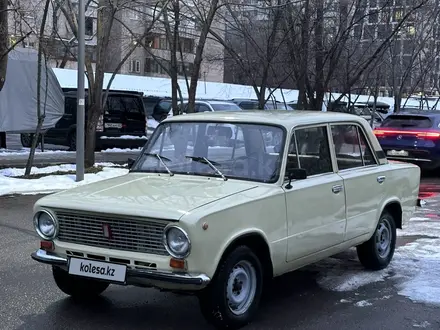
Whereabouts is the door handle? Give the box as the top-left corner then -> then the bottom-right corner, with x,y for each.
332,184 -> 343,194
377,176 -> 386,184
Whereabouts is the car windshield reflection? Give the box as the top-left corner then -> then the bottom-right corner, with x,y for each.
132,121 -> 285,183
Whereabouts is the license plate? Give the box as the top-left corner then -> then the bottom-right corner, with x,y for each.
387,150 -> 409,157
68,258 -> 127,283
105,123 -> 123,129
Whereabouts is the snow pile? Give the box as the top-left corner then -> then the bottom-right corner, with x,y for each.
101,147 -> 142,153
0,148 -> 71,156
0,162 -> 126,177
100,135 -> 148,140
0,166 -> 128,196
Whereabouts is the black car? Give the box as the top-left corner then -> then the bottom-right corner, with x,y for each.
21,90 -> 147,151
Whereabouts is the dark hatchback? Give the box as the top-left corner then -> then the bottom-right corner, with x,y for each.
373,111 -> 440,170
22,90 -> 147,151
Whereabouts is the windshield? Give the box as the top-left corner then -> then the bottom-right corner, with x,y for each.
210,103 -> 242,111
132,121 -> 286,183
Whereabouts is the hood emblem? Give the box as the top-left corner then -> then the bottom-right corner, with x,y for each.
397,135 -> 402,140
102,224 -> 113,239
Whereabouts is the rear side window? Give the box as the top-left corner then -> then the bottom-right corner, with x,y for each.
239,101 -> 258,109
107,96 -> 143,115
382,115 -> 432,128
210,103 -> 241,111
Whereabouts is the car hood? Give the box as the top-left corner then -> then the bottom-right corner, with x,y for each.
35,173 -> 259,220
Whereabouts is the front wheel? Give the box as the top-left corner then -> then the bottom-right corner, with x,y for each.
357,211 -> 397,271
198,245 -> 263,329
52,266 -> 109,300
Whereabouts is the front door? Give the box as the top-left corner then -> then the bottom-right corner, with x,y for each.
330,123 -> 387,241
284,125 -> 346,262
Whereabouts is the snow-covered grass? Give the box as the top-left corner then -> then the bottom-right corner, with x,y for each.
0,163 -> 128,196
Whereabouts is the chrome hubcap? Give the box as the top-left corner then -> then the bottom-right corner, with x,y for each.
226,260 -> 257,315
376,218 -> 392,258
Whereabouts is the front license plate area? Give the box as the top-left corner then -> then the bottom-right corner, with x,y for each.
387,149 -> 409,157
68,258 -> 127,283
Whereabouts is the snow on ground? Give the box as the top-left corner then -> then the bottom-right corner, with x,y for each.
0,148 -> 71,156
309,206 -> 440,308
0,162 -> 126,177
0,165 -> 128,196
101,147 -> 142,153
100,135 -> 148,140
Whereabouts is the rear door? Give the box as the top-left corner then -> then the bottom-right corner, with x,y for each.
331,123 -> 387,241
105,94 -> 146,135
45,96 -> 77,141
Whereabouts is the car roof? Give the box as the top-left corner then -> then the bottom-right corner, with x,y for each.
199,100 -> 238,105
164,110 -> 367,129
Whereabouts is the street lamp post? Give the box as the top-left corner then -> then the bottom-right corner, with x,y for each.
76,0 -> 85,182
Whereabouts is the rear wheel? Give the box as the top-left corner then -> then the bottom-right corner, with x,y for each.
52,266 -> 109,300
198,246 -> 263,329
20,133 -> 39,148
357,211 -> 396,271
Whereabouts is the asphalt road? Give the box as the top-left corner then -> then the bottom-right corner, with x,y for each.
1,182 -> 440,329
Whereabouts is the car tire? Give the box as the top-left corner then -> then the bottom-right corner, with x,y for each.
356,211 -> 396,271
20,133 -> 39,148
52,266 -> 109,299
198,245 -> 263,329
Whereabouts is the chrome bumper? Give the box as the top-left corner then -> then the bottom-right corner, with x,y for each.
31,249 -> 211,291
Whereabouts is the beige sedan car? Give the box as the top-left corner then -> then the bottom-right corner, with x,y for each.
31,111 -> 421,329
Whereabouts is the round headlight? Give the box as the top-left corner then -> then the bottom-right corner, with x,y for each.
33,210 -> 57,240
163,226 -> 191,259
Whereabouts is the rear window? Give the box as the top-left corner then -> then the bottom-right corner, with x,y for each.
107,96 -> 143,115
210,103 -> 242,111
381,115 -> 433,129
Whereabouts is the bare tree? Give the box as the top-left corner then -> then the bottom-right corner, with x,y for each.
209,0 -> 293,109
59,0 -> 165,167
282,0 -> 430,111
24,0 -> 51,176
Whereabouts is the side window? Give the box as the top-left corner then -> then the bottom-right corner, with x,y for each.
286,126 -> 333,177
198,104 -> 211,112
331,124 -> 377,170
239,102 -> 257,110
64,97 -> 76,115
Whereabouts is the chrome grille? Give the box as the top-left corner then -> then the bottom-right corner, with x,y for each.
55,210 -> 169,256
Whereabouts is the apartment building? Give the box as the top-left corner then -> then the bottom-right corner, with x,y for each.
7,0 -> 224,83
350,0 -> 440,97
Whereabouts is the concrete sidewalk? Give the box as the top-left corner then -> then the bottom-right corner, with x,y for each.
0,151 -> 140,168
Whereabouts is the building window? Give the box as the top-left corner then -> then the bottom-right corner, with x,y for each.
159,38 -> 168,50
129,59 -> 141,73
85,17 -> 94,36
181,38 -> 194,53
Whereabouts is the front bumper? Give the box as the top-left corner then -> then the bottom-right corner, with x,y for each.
31,249 -> 210,291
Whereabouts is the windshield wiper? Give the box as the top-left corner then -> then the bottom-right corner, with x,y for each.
185,156 -> 227,181
144,152 -> 174,176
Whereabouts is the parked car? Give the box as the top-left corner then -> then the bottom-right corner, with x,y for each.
179,99 -> 242,113
231,98 -> 294,110
21,90 -> 147,151
373,111 -> 440,170
31,111 -> 421,329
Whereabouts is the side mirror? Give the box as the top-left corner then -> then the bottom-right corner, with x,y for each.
128,157 -> 135,169
285,168 -> 307,189
288,168 -> 307,180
